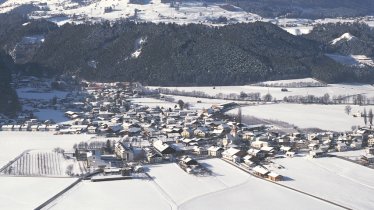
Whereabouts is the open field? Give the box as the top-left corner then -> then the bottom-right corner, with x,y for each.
0,132 -> 95,168
147,159 -> 250,205
50,179 -> 174,210
149,82 -> 374,100
33,109 -> 70,123
228,104 -> 374,132
16,88 -> 68,100
271,156 -> 374,210
48,158 -> 343,209
0,176 -> 77,210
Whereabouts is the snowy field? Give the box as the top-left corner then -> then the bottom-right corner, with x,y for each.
132,96 -> 230,110
229,104 -> 374,132
16,88 -> 68,100
179,158 -> 341,210
147,159 -> 250,205
33,109 -> 69,123
0,176 -> 77,210
149,82 -> 374,100
50,158 -> 342,210
271,156 -> 374,210
130,97 -> 177,109
0,132 -> 95,168
50,179 -> 173,210
0,0 -> 261,25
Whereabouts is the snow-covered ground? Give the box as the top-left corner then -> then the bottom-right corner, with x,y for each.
147,160 -> 250,205
0,132 -> 95,168
229,104 -> 373,132
33,108 -> 69,123
271,156 -> 374,210
179,158 -> 341,210
0,176 -> 77,210
149,82 -> 374,100
130,97 -> 177,109
326,54 -> 374,67
16,88 -> 68,100
50,158 -> 342,210
50,179 -> 173,210
0,0 -> 261,26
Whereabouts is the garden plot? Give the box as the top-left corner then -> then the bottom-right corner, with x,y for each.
271,156 -> 374,210
1,150 -> 87,177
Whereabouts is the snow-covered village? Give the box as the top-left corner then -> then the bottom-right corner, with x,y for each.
2,0 -> 374,209
1,76 -> 374,209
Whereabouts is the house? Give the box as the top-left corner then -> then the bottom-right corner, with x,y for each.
247,148 -> 266,159
252,166 -> 269,178
1,124 -> 14,131
309,149 -> 326,158
179,156 -> 198,166
336,142 -> 348,152
145,148 -> 163,164
207,146 -> 224,157
87,126 -> 98,134
361,154 -> 374,164
153,140 -> 176,159
350,141 -> 362,150
366,148 -> 374,155
222,147 -> 246,162
286,151 -> 296,158
308,143 -> 319,150
30,125 -> 39,132
268,172 -> 282,181
114,142 -> 134,162
242,155 -> 256,167
368,138 -> 374,147
193,146 -> 208,156
251,140 -> 268,149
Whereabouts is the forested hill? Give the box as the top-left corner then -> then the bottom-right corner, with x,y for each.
0,12 -> 358,86
0,52 -> 20,117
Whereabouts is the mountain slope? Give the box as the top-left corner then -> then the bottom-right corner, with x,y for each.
0,52 -> 20,117
23,20 -> 351,85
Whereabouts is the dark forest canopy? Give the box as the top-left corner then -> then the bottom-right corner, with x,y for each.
0,13 -> 360,86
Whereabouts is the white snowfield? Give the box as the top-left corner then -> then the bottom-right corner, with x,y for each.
33,108 -> 70,123
16,87 -> 68,100
49,158 -> 341,210
0,0 -> 261,25
0,176 -> 77,210
271,156 -> 374,210
50,179 -> 173,210
331,32 -> 357,45
230,104 -> 374,132
149,82 -> 374,100
0,132 -> 95,167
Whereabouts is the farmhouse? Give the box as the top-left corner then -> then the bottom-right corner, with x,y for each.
268,172 -> 282,181
114,142 -> 134,162
207,146 -> 224,157
253,165 -> 269,178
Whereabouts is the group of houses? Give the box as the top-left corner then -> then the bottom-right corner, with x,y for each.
3,79 -> 374,179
